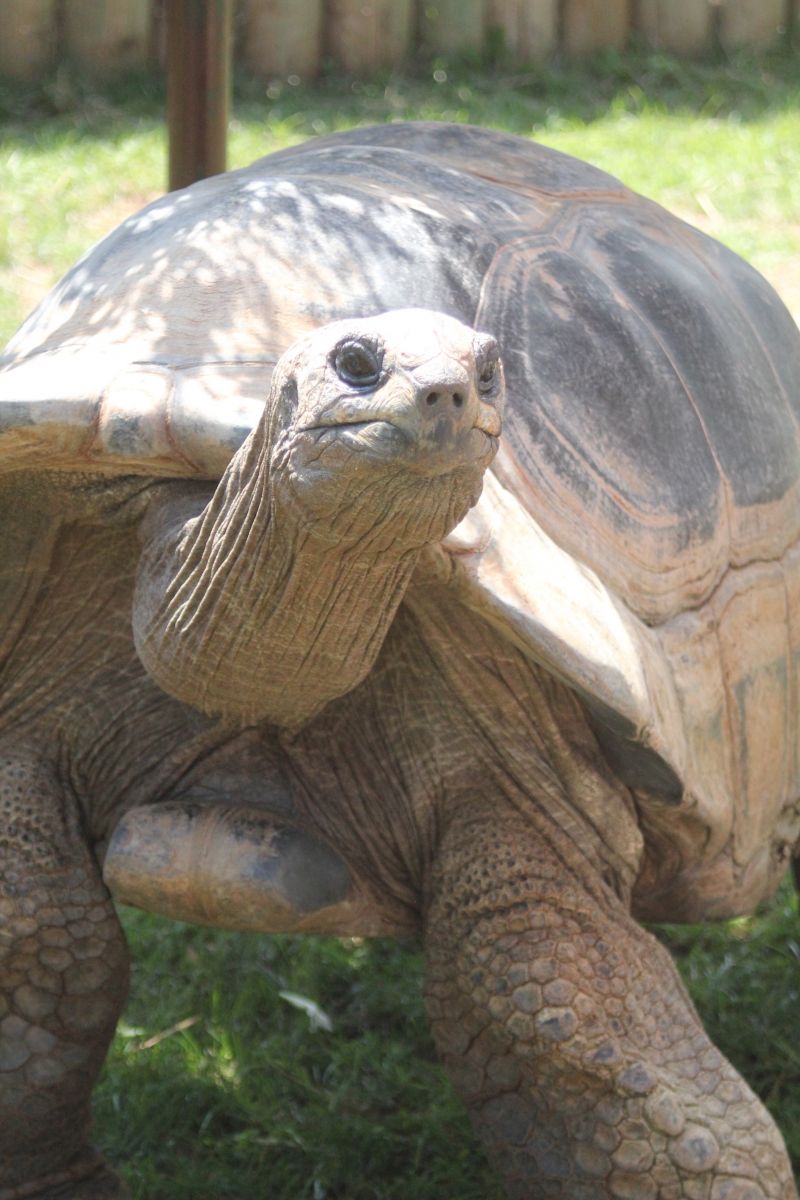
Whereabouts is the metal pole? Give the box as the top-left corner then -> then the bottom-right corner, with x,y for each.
166,0 -> 233,192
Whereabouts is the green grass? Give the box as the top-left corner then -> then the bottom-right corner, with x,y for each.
98,919 -> 505,1199
1,47 -> 799,1197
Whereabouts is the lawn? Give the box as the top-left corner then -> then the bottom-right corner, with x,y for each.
1,47 -> 799,1199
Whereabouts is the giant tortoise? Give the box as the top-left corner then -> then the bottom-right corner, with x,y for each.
0,121 -> 798,1198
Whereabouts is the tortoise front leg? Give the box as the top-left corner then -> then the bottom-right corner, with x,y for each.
424,802 -> 796,1200
0,747 -> 130,1200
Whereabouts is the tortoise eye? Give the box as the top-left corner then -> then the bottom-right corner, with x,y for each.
478,355 -> 499,391
334,340 -> 382,387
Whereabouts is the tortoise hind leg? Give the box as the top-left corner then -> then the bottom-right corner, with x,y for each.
0,748 -> 130,1200
424,800 -> 796,1200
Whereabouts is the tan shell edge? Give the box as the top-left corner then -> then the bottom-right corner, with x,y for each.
0,348 -> 273,478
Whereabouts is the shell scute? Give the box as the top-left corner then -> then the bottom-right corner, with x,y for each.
588,214 -> 800,540
478,232 -> 728,623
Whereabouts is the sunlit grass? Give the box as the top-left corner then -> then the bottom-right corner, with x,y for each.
657,883 -> 800,1167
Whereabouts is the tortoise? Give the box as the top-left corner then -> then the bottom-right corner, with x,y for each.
0,120 -> 797,1199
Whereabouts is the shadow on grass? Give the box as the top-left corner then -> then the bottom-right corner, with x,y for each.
97,915 -> 504,1200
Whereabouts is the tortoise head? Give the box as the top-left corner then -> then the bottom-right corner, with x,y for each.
262,309 -> 503,545
133,309 -> 504,728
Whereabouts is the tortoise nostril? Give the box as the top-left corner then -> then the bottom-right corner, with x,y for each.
425,391 -> 464,408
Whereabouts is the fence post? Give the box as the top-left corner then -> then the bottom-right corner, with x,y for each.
240,0 -> 323,79
167,0 -> 232,191
486,0 -> 558,60
327,0 -> 414,72
421,0 -> 485,56
62,0 -> 151,71
0,0 -> 56,79
718,0 -> 786,48
637,0 -> 712,54
562,0 -> 631,54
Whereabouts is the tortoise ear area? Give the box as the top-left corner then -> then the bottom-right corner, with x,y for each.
278,374 -> 299,412
265,369 -> 299,427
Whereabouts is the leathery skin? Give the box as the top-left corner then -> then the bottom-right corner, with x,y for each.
0,749 -> 130,1200
425,801 -> 794,1200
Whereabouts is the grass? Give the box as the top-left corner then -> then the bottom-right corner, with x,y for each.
98,919 -> 506,1199
1,46 -> 799,1197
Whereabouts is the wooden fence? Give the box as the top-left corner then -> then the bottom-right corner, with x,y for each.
0,0 -> 794,82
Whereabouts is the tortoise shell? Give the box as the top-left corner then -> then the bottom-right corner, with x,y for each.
2,122 -> 799,920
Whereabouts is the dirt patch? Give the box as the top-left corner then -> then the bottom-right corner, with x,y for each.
760,259 -> 800,327
1,263 -> 58,320
85,191 -> 162,245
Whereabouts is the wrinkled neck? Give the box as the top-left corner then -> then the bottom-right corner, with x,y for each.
132,420 -> 421,728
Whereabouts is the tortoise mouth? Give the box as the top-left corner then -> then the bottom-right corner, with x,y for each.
304,416 -> 409,445
300,416 -> 498,475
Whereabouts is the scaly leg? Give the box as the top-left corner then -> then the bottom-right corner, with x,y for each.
424,802 -> 796,1200
0,749 -> 130,1199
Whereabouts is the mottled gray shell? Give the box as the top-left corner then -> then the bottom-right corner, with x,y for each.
3,122 -> 800,913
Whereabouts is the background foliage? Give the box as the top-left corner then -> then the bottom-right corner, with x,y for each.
1,46 -> 798,1199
